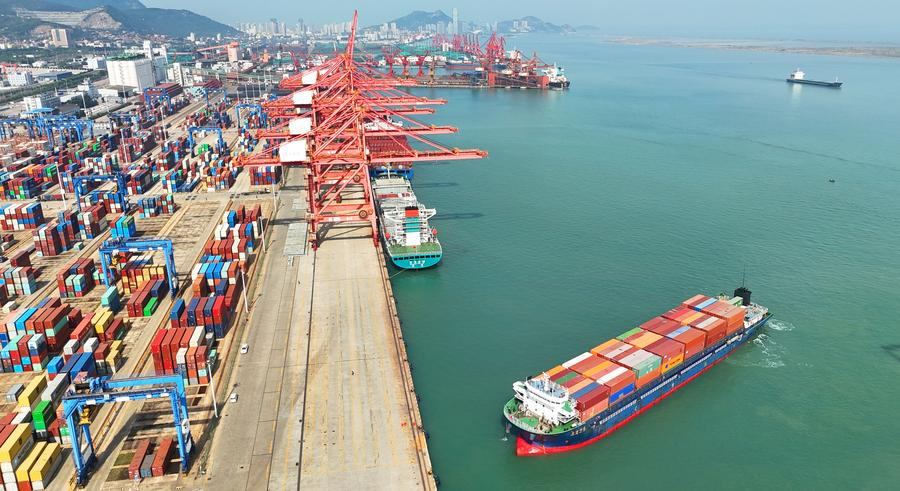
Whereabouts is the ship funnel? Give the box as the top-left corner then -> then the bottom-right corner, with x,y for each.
734,287 -> 752,306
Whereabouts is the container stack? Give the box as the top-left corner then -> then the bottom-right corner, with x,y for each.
125,169 -> 154,195
0,333 -> 49,372
0,203 -> 45,231
136,195 -> 177,218
0,424 -> 36,485
150,326 -> 213,384
56,258 -> 97,298
0,267 -> 37,297
203,167 -> 237,191
77,203 -> 108,240
111,215 -> 137,239
128,440 -> 152,481
0,177 -> 39,199
125,279 -> 168,318
249,165 -> 281,186
118,255 -> 166,294
101,286 -> 122,313
2,299 -> 75,352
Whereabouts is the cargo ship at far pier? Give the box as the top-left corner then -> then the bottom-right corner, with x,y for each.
544,65 -> 570,89
786,69 -> 842,88
503,287 -> 770,455
372,175 -> 442,269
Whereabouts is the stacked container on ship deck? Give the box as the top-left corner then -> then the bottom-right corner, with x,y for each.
587,359 -> 636,404
643,337 -> 685,374
698,300 -> 746,335
590,339 -> 636,361
613,348 -> 661,388
547,367 -> 592,394
643,317 -> 707,359
617,327 -> 663,349
688,314 -> 727,346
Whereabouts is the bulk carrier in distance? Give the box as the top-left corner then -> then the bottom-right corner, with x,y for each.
503,287 -> 770,455
786,69 -> 842,88
372,174 -> 442,269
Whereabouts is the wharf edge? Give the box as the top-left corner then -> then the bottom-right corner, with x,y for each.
377,247 -> 437,490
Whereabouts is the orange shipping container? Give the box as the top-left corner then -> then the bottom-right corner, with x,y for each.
623,330 -> 663,349
644,338 -> 685,373
667,326 -> 706,359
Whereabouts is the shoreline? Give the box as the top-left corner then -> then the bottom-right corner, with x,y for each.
601,36 -> 900,59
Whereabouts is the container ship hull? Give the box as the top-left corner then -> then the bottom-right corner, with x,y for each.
386,249 -> 443,269
786,79 -> 842,88
505,308 -> 771,456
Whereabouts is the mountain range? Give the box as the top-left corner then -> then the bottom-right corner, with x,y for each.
0,0 -> 236,39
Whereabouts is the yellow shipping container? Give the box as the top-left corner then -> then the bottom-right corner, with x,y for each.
581,359 -> 617,378
628,331 -> 663,349
590,339 -> 621,356
110,340 -> 123,352
17,373 -> 47,409
106,350 -> 121,373
29,442 -> 62,483
681,311 -> 704,326
0,424 -> 33,464
660,353 -> 685,373
14,441 -> 45,482
544,365 -> 565,377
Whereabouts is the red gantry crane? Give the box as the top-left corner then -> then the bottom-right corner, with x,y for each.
237,11 -> 486,249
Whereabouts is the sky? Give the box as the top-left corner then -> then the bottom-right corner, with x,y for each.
143,0 -> 900,43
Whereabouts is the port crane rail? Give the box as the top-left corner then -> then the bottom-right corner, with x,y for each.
237,11 -> 486,249
62,374 -> 193,486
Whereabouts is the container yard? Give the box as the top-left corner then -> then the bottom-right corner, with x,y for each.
0,9 -> 492,490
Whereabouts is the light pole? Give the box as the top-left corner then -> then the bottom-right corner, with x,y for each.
206,360 -> 219,418
240,268 -> 249,314
57,166 -> 67,210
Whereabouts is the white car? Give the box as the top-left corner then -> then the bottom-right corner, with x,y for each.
229,393 -> 238,403
240,344 -> 249,354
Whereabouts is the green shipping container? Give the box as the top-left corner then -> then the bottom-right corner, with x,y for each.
616,327 -> 643,341
143,297 -> 159,317
555,371 -> 578,385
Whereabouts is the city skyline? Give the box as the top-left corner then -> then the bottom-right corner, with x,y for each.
142,0 -> 900,42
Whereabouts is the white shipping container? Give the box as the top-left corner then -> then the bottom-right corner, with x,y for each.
562,352 -> 592,369
594,366 -> 629,386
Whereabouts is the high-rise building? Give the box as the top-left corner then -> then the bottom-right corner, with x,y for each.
143,40 -> 153,59
49,28 -> 69,48
452,8 -> 459,35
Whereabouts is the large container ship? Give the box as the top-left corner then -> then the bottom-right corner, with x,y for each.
372,175 -> 442,269
503,287 -> 770,455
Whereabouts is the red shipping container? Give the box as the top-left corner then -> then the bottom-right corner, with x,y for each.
690,315 -> 727,345
667,326 -> 707,358
642,316 -> 682,337
644,337 -> 685,373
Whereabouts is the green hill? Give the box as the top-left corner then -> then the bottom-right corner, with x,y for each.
0,0 -> 236,39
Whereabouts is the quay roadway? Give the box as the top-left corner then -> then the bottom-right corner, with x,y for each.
204,167 -> 432,490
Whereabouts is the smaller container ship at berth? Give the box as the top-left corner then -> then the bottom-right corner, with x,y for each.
503,287 -> 771,455
372,175 -> 442,270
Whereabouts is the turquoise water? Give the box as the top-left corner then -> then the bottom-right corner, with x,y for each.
395,35 -> 900,490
